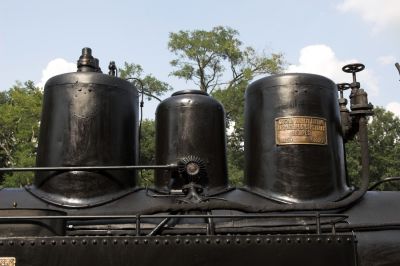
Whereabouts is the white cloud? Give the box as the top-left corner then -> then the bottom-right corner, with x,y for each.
37,58 -> 76,88
377,55 -> 396,65
286,44 -> 380,96
386,102 -> 400,118
337,0 -> 400,31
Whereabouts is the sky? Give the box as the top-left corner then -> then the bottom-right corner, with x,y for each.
0,0 -> 399,118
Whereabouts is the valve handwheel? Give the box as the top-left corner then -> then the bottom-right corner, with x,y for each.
342,63 -> 365,73
337,83 -> 351,91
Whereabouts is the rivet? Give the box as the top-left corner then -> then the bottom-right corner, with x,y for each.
164,240 -> 169,245
317,238 -> 322,243
62,240 -> 66,245
266,238 -> 271,243
256,238 -> 261,244
206,238 -> 210,244
113,239 -> 118,245
346,237 -> 352,243
134,239 -> 139,245
30,241 -> 35,246
216,238 -> 221,244
286,238 -> 291,243
154,239 -> 159,245
306,238 -> 311,243
20,241 -> 25,246
9,241 -> 14,246
175,239 -> 180,244
0,241 -> 3,246
226,239 -> 231,244
82,240 -> 87,245
276,238 -> 281,244
12,201 -> 17,208
41,240 -> 45,245
143,239 -> 148,244
337,237 -> 342,243
185,239 -> 190,244
72,240 -> 76,245
195,239 -> 200,244
235,238 -> 240,244
92,240 -> 97,245
327,238 -> 332,243
51,240 -> 56,246
103,240 -> 108,245
124,239 -> 129,245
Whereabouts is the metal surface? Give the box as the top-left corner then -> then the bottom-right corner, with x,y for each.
154,90 -> 228,194
35,48 -> 139,206
0,235 -> 357,266
0,209 -> 65,236
244,73 -> 349,203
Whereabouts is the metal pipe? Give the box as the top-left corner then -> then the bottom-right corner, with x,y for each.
0,164 -> 177,172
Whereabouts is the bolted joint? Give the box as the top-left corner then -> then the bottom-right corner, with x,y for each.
350,89 -> 374,116
77,47 -> 98,72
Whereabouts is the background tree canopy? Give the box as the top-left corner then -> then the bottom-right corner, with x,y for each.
1,26 -> 399,191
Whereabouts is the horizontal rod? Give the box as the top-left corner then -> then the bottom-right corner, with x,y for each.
0,164 -> 177,172
0,213 -> 348,220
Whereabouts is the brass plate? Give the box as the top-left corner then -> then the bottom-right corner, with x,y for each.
275,116 -> 327,145
0,257 -> 16,266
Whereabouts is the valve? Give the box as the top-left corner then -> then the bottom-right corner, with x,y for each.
337,83 -> 351,139
341,63 -> 373,116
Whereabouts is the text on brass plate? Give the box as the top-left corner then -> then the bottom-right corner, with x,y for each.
0,257 -> 16,266
275,116 -> 327,145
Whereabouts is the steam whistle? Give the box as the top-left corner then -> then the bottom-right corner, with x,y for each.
338,63 -> 373,141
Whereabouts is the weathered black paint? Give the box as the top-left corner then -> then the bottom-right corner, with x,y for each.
244,73 -> 350,203
34,54 -> 139,207
154,90 -> 228,193
0,235 -> 356,266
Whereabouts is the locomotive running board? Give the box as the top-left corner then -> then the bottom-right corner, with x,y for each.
0,234 -> 357,266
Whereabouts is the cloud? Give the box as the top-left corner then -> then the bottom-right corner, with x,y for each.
37,58 -> 76,88
377,55 -> 396,65
337,0 -> 400,31
286,44 -> 380,96
386,102 -> 400,118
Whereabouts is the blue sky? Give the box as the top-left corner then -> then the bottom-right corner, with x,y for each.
0,0 -> 399,118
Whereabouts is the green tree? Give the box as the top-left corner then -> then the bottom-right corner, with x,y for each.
119,62 -> 173,101
346,107 -> 400,190
138,119 -> 156,187
169,26 -> 284,184
0,81 -> 43,187
169,26 -> 283,93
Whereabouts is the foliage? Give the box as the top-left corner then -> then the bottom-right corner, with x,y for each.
169,26 -> 284,93
138,119 -> 156,187
119,62 -> 173,101
346,107 -> 400,190
0,81 -> 43,187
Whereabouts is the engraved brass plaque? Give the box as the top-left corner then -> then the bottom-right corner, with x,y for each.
275,116 -> 327,145
0,257 -> 16,266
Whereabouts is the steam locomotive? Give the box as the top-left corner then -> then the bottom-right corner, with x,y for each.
0,48 -> 399,266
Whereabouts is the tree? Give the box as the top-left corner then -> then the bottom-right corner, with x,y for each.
169,26 -> 283,93
118,63 -> 172,186
137,119 -> 156,187
346,107 -> 400,190
119,62 -> 173,101
0,81 -> 43,187
169,26 -> 284,184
